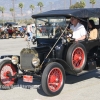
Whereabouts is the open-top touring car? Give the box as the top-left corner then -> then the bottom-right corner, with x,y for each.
0,8 -> 100,96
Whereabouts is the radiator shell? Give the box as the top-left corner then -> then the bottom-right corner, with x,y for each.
20,48 -> 38,70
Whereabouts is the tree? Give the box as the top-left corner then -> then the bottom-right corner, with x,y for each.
70,5 -> 75,9
70,2 -> 80,9
49,2 -> 52,10
70,0 -> 85,9
37,2 -> 43,12
10,8 -> 14,21
90,0 -> 96,8
75,2 -> 80,8
19,3 -> 24,17
12,0 -> 16,22
0,6 -> 5,26
70,0 -> 72,7
30,4 -> 35,14
80,0 -> 86,8
19,3 -> 24,23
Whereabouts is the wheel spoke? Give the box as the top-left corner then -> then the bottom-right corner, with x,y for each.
48,82 -> 59,86
48,68 -> 63,92
0,63 -> 17,86
72,47 -> 84,68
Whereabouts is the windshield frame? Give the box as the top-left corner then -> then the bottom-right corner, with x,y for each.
35,16 -> 67,38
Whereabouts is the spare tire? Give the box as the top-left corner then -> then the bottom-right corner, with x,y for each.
66,43 -> 87,73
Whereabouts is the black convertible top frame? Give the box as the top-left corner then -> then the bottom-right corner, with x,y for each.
32,8 -> 100,18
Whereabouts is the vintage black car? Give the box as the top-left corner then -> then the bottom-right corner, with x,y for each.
0,8 -> 100,96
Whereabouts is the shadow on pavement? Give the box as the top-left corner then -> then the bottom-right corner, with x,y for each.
37,69 -> 100,96
17,77 -> 47,96
0,69 -> 100,96
65,69 -> 100,84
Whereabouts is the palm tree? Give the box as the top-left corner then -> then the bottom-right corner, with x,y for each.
49,2 -> 52,10
10,8 -> 14,21
19,3 -> 24,15
19,3 -> 24,22
70,0 -> 72,7
90,0 -> 96,8
30,4 -> 35,14
37,2 -> 43,12
12,0 -> 16,22
0,6 -> 5,26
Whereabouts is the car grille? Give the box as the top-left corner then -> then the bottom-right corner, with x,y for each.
20,48 -> 37,71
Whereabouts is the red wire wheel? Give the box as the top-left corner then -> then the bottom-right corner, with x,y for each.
47,68 -> 63,92
42,62 -> 65,96
72,47 -> 85,69
0,60 -> 18,88
66,43 -> 87,73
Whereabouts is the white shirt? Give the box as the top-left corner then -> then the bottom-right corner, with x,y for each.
27,25 -> 32,33
70,23 -> 87,39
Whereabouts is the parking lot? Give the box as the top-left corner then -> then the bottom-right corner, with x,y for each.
0,38 -> 100,100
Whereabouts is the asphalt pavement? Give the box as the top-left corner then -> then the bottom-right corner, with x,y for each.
0,38 -> 100,100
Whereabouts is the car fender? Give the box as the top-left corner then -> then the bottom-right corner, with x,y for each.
0,55 -> 20,60
45,58 -> 77,75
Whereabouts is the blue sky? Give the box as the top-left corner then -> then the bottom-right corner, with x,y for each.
0,0 -> 99,19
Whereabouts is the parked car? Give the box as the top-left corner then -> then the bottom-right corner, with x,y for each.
6,25 -> 26,39
0,8 -> 100,96
4,22 -> 18,27
0,27 -> 9,39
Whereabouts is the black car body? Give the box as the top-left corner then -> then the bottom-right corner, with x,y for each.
0,8 -> 100,96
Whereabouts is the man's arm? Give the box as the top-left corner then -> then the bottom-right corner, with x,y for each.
75,35 -> 86,41
75,25 -> 87,41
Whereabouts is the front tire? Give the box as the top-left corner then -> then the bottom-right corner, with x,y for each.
41,62 -> 65,96
0,60 -> 18,89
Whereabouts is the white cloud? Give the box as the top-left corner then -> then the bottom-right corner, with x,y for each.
26,10 -> 32,15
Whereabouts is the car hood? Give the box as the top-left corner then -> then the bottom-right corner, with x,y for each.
35,38 -> 62,46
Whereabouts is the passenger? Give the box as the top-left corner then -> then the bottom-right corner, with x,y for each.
7,26 -> 13,37
70,17 -> 87,41
88,20 -> 98,40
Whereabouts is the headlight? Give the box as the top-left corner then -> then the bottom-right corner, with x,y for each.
32,57 -> 40,67
11,56 -> 19,64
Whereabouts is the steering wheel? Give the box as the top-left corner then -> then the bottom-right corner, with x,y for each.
63,29 -> 75,42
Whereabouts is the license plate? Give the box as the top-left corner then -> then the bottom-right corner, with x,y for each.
23,75 -> 33,83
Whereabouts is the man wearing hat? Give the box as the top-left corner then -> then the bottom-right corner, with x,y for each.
70,17 -> 87,41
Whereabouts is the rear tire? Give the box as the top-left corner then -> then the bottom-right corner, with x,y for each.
41,62 -> 65,96
66,43 -> 87,73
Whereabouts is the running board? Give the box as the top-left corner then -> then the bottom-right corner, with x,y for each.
76,67 -> 100,76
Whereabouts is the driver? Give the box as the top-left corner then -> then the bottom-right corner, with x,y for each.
70,17 -> 87,41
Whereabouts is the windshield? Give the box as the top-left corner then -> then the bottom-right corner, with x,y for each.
35,17 -> 68,38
